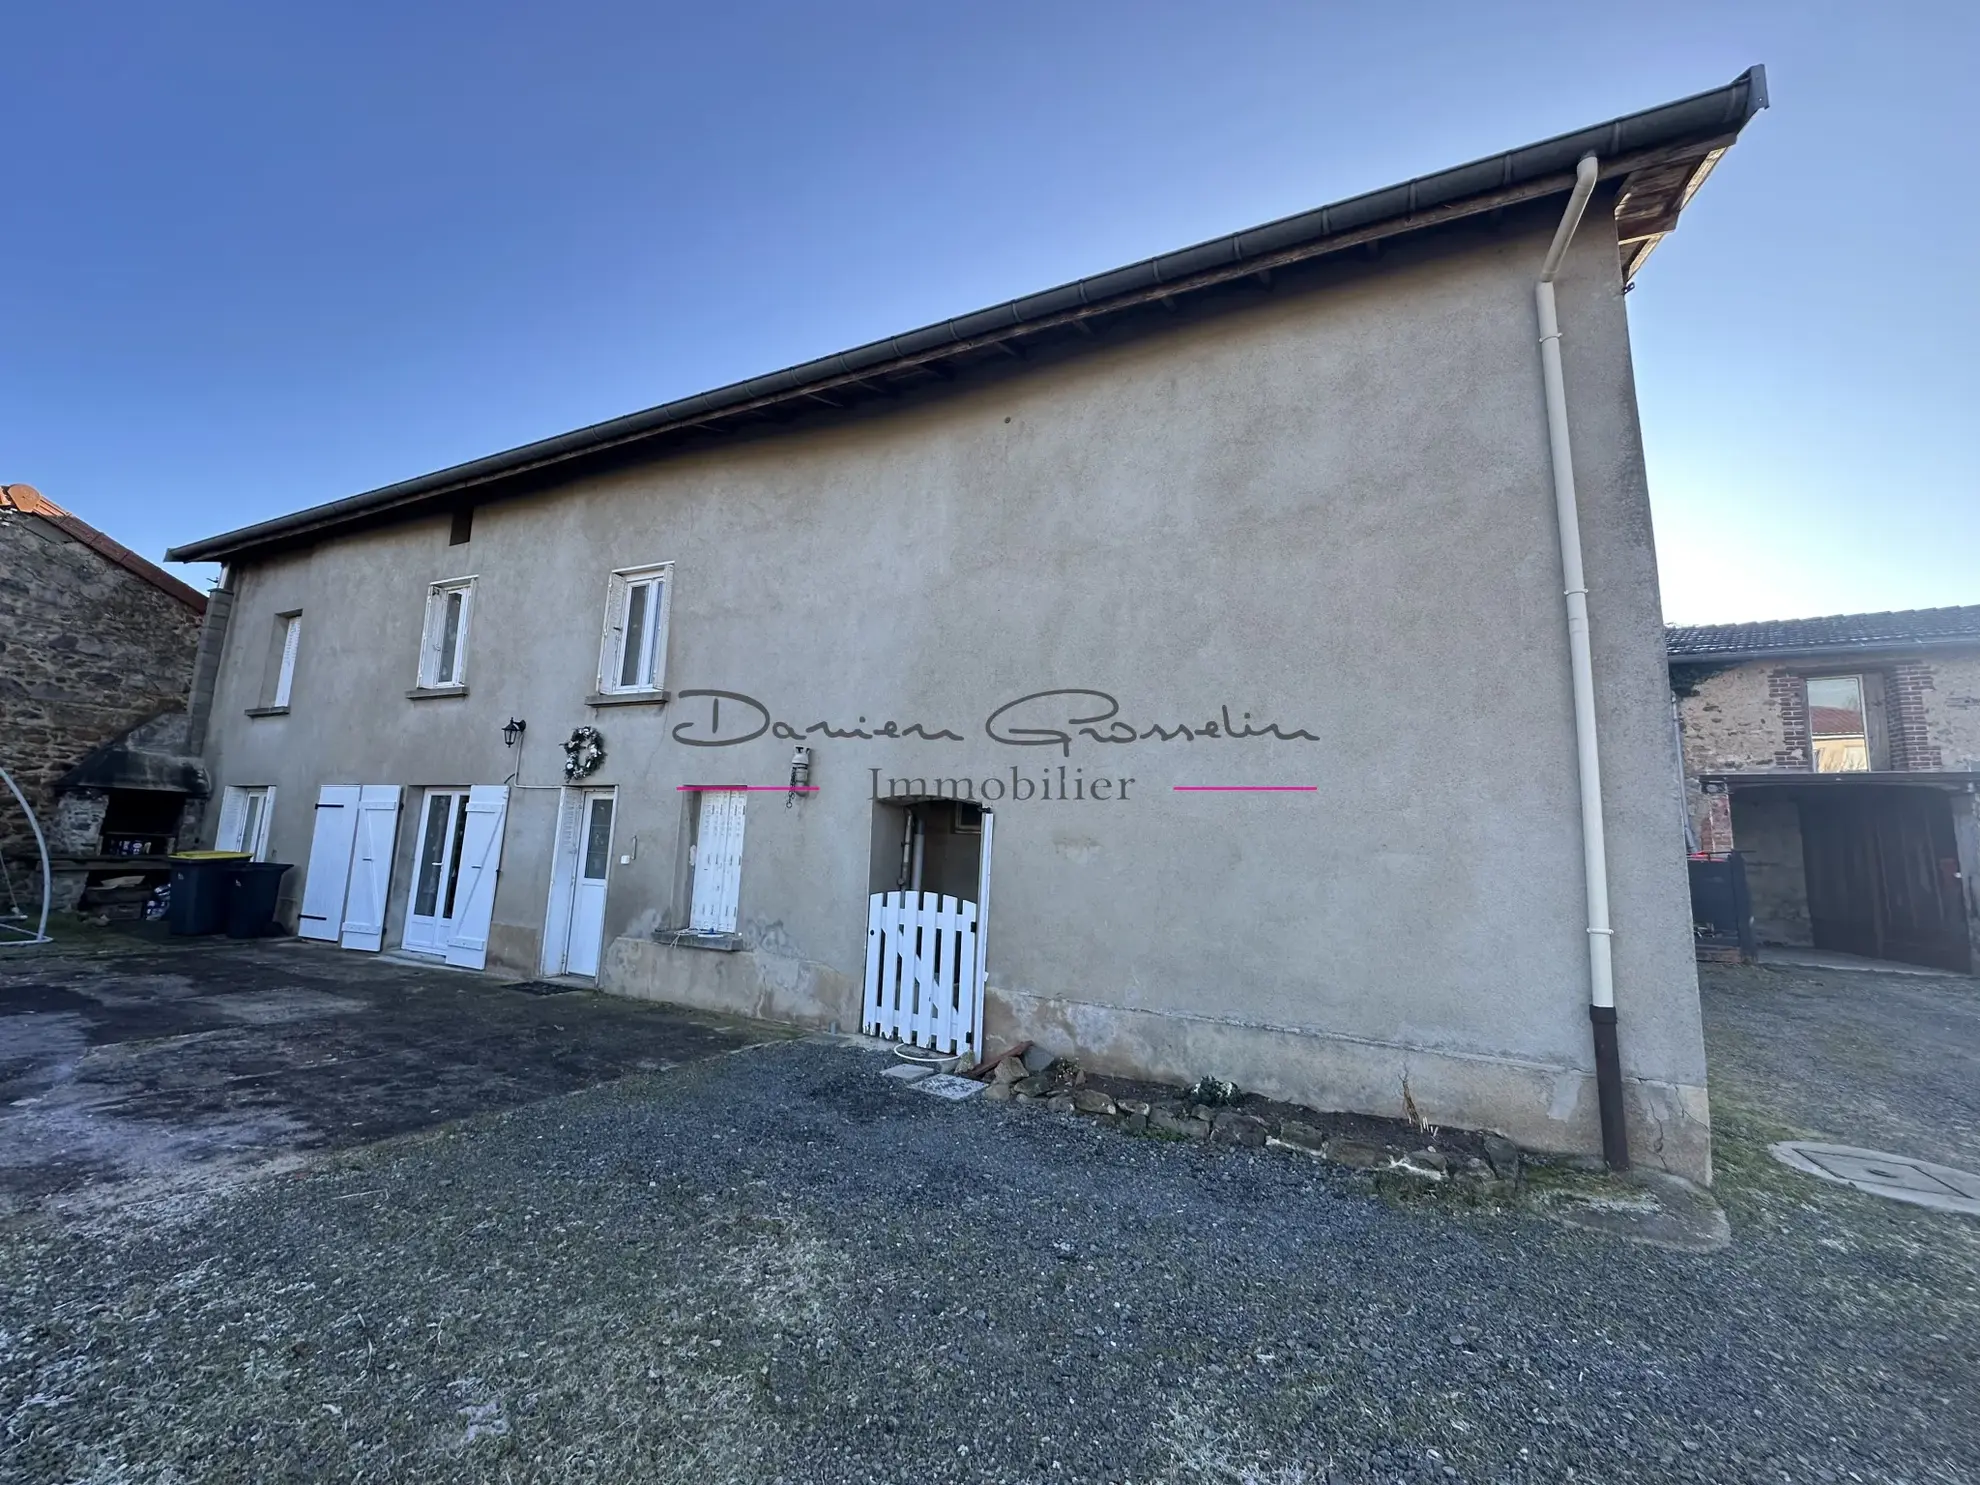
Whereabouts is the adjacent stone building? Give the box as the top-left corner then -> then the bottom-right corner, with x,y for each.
0,484 -> 208,909
1671,605 -> 1980,972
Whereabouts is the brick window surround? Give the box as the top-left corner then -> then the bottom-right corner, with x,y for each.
1767,669 -> 1810,769
1888,661 -> 1943,770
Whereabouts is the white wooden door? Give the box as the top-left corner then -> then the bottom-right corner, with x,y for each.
688,789 -> 745,933
565,791 -> 615,976
541,787 -> 615,977
338,785 -> 402,952
445,784 -> 510,970
404,788 -> 469,955
298,785 -> 362,941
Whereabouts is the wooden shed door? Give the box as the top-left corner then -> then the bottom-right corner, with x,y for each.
1803,791 -> 1970,973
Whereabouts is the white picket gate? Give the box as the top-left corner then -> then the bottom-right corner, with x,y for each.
862,891 -> 983,1057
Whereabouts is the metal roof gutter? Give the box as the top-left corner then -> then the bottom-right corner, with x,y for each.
170,66 -> 1767,565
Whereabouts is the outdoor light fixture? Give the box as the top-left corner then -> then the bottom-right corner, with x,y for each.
787,745 -> 812,808
502,717 -> 528,748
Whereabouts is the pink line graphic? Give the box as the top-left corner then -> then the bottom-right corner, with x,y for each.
1172,785 -> 1316,792
677,785 -> 819,792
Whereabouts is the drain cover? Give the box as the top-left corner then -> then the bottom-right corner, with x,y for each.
1770,1141 -> 1980,1216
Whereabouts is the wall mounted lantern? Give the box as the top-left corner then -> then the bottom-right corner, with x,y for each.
787,745 -> 812,808
502,717 -> 528,748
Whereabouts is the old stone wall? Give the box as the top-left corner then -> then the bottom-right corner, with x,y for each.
1674,648 -> 1980,844
1914,651 -> 1980,771
0,510 -> 202,869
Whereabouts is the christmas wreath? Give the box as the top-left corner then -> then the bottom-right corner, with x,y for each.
562,725 -> 606,781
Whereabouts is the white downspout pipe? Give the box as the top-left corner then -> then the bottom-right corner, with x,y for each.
1536,154 -> 1629,1170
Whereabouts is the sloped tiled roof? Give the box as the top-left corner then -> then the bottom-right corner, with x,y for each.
1,484 -> 206,614
1667,605 -> 1980,660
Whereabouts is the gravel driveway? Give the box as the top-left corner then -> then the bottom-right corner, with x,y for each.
1,951 -> 1975,1484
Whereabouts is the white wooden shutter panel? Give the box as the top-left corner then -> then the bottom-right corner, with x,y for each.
445,784 -> 510,969
716,791 -> 744,931
419,589 -> 446,686
451,586 -> 474,684
689,790 -> 745,933
273,616 -> 301,706
598,572 -> 628,694
250,786 -> 277,860
539,789 -> 585,975
298,785 -> 363,940
647,570 -> 671,691
338,785 -> 402,952
214,788 -> 249,851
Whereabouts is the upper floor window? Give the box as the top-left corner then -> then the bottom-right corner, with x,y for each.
1807,675 -> 1869,773
597,563 -> 672,695
270,612 -> 301,707
251,611 -> 301,714
418,577 -> 475,689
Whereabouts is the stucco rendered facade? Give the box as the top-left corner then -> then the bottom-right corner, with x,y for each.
187,188 -> 1717,1178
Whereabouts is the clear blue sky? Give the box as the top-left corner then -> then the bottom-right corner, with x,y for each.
4,1 -> 1972,624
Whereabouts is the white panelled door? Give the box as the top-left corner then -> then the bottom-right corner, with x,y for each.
338,785 -> 402,951
298,785 -> 362,941
565,791 -> 615,976
445,784 -> 510,970
541,787 -> 616,978
688,789 -> 745,933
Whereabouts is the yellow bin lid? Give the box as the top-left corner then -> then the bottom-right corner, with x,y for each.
170,850 -> 252,861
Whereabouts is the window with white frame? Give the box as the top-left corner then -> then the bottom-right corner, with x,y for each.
215,785 -> 275,860
268,612 -> 301,708
597,563 -> 672,695
417,577 -> 475,689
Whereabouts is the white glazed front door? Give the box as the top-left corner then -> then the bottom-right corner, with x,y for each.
565,791 -> 615,976
404,788 -> 470,955
542,787 -> 615,978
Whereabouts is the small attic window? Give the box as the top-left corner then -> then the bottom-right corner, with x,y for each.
449,508 -> 474,546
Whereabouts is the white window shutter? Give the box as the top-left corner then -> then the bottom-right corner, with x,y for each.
214,787 -> 249,852
273,616 -> 301,707
539,789 -> 586,975
339,785 -> 402,952
445,784 -> 510,969
688,789 -> 745,933
451,586 -> 473,684
419,590 -> 446,686
598,571 -> 628,693
648,570 -> 672,691
298,785 -> 363,941
251,786 -> 277,860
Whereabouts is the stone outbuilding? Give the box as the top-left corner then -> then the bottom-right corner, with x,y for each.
1671,605 -> 1980,972
165,71 -> 1773,1181
0,484 -> 209,915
